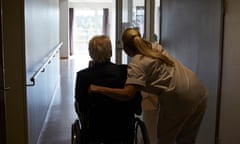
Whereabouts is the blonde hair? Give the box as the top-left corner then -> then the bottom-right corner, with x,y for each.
122,28 -> 174,65
88,35 -> 112,63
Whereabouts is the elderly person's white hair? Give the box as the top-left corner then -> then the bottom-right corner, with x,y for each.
88,35 -> 112,63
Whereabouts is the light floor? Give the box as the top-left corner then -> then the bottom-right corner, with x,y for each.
37,55 -> 158,144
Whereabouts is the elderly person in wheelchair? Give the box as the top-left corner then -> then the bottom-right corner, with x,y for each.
72,35 -> 149,144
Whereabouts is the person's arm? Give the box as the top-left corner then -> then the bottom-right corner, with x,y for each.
89,84 -> 137,101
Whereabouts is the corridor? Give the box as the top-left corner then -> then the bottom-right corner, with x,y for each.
37,56 -> 89,144
37,56 -> 158,144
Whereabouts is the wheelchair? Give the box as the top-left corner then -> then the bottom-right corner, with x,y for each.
71,93 -> 150,144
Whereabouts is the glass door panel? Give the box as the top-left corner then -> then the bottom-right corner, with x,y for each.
116,0 -> 145,64
154,0 -> 160,43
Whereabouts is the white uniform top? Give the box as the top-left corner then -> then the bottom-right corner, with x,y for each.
126,44 -> 208,118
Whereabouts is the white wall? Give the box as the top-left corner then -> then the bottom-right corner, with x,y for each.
219,0 -> 240,143
2,0 -> 61,144
25,0 -> 61,143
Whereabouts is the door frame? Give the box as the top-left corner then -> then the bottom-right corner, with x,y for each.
116,0 -> 153,64
0,0 -> 7,142
115,0 -> 123,64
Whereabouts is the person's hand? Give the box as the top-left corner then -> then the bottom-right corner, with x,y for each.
88,84 -> 98,93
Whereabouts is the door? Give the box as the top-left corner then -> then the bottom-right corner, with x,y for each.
160,0 -> 223,143
116,0 -> 146,64
0,0 -> 7,143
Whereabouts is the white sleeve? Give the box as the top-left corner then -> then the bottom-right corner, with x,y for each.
125,56 -> 147,87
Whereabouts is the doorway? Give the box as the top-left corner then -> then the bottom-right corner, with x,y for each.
68,0 -> 147,66
69,1 -> 116,70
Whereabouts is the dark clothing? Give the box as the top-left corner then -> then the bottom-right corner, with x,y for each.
75,62 -> 142,143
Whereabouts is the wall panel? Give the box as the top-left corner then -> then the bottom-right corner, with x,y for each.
219,0 -> 240,143
25,0 -> 60,143
161,0 -> 222,143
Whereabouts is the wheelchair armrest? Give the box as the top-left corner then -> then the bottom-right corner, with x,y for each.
74,101 -> 89,129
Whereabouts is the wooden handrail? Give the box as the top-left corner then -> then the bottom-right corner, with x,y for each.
26,42 -> 63,87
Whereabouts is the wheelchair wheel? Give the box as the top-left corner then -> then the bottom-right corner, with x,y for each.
72,119 -> 81,144
134,117 -> 150,144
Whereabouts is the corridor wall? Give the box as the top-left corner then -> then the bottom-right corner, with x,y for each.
219,0 -> 240,143
160,0 -> 222,143
25,0 -> 61,144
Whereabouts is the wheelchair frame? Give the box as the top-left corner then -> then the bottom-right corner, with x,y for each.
71,101 -> 150,144
72,116 -> 150,144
